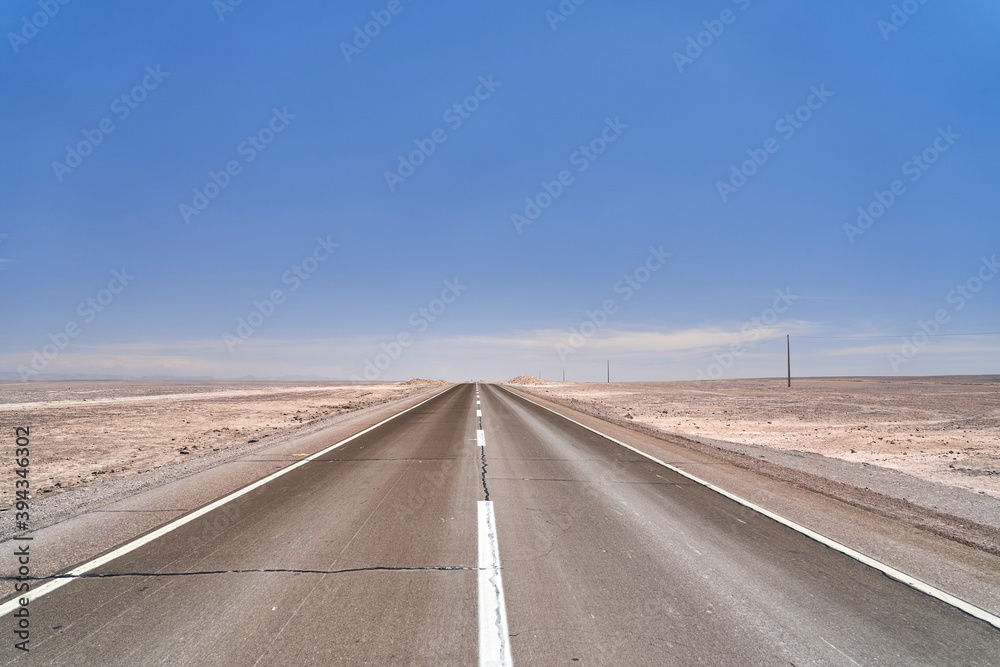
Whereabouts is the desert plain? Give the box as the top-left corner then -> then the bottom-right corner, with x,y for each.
0,379 -> 444,506
508,375 -> 1000,500
1,375 -> 997,513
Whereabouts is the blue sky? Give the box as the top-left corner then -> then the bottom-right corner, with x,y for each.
1,0 -> 998,381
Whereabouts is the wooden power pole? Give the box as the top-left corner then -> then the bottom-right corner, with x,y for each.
787,334 -> 791,388
607,360 -> 610,383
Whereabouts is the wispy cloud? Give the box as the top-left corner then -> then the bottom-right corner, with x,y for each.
438,323 -> 815,359
0,323 -> 819,380
820,342 -> 1000,357
2,322 -> 996,381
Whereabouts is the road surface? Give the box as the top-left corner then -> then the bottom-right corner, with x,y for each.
3,383 -> 999,665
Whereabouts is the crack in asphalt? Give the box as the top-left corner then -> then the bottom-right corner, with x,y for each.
480,444 -> 491,502
90,509 -> 189,513
2,566 -> 477,582
308,457 -> 463,462
493,477 -> 679,485
479,391 -> 491,501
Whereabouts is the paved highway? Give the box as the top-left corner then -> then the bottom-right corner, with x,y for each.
3,383 -> 999,665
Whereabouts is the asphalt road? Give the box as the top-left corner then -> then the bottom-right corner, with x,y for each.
4,382 -> 999,665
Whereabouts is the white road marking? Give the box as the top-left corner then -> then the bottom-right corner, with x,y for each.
0,387 -> 455,615
478,500 -> 513,667
498,385 -> 1000,631
477,430 -> 486,447
477,409 -> 482,418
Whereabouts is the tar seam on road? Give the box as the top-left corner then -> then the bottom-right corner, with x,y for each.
480,444 -> 491,502
0,385 -> 456,616
497,384 -> 1000,632
1,566 -> 477,581
90,509 -> 189,513
477,385 -> 490,501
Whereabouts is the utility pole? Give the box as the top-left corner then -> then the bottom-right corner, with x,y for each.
607,360 -> 610,383
787,334 -> 791,388
562,369 -> 565,382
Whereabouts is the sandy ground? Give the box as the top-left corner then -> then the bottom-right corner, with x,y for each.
0,381 -> 432,506
511,376 -> 1000,499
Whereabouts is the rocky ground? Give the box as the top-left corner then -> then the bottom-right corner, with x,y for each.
0,381 -> 430,506
508,376 -> 1000,499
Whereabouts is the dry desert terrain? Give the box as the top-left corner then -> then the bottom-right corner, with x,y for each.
0,380 -> 443,506
510,376 -> 1000,499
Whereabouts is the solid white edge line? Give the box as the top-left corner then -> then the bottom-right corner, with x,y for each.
477,430 -> 486,448
495,384 -> 1000,631
478,500 -> 513,667
0,385 -> 456,615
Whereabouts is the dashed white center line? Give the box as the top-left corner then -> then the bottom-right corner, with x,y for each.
478,500 -> 512,667
476,384 -> 511,665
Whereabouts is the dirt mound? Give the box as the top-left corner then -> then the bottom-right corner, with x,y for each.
508,375 -> 550,385
401,378 -> 448,386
